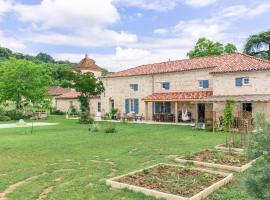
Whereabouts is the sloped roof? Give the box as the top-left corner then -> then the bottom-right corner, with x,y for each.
71,54 -> 104,72
48,86 -> 72,96
143,91 -> 213,102
104,53 -> 270,78
203,94 -> 270,102
55,90 -> 80,99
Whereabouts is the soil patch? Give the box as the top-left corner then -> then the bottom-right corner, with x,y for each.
220,143 -> 243,148
37,186 -> 53,200
117,165 -> 224,198
184,150 -> 249,167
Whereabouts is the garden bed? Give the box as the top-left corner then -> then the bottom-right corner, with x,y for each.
215,143 -> 244,153
176,150 -> 255,172
106,164 -> 232,200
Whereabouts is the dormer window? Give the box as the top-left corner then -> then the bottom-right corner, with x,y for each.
162,82 -> 170,90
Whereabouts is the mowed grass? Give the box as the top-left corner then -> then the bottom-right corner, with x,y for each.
0,116 -> 256,200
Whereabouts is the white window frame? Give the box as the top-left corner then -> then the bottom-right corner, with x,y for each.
130,99 -> 135,112
198,80 -> 204,88
243,77 -> 250,85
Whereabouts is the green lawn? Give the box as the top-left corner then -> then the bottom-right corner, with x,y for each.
0,116 -> 256,200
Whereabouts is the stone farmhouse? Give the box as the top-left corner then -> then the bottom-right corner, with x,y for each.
100,53 -> 270,125
49,53 -> 270,126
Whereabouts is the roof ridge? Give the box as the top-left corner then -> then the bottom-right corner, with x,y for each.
235,52 -> 270,64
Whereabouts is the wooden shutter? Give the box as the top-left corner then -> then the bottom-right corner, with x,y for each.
134,99 -> 139,114
235,78 -> 243,87
203,80 -> 209,88
125,99 -> 130,113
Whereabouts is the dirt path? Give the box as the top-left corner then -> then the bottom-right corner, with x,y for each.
0,173 -> 47,200
36,187 -> 53,200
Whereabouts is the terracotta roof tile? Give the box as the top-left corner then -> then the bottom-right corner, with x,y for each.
143,91 -> 213,101
71,55 -> 103,72
48,86 -> 72,96
104,53 -> 270,78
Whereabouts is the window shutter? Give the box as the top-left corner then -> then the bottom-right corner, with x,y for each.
203,80 -> 209,88
235,78 -> 243,87
134,98 -> 139,114
125,99 -> 130,113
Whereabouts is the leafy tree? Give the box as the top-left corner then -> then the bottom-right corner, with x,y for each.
67,72 -> 104,116
101,69 -> 110,76
0,59 -> 52,109
187,37 -> 237,58
244,30 -> 270,60
36,52 -> 55,63
246,125 -> 270,199
0,47 -> 12,59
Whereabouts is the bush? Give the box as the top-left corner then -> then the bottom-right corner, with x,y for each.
245,126 -> 270,199
0,116 -> 11,121
254,112 -> 268,131
79,113 -> 94,124
5,110 -> 25,120
50,109 -> 65,115
104,125 -> 116,133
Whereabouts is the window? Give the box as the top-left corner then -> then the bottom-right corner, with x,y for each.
162,82 -> 170,90
130,84 -> 138,91
97,102 -> 101,112
243,77 -> 250,85
235,77 -> 250,87
242,103 -> 252,112
130,99 -> 134,112
111,100 -> 114,109
125,98 -> 139,114
154,102 -> 171,113
198,80 -> 209,89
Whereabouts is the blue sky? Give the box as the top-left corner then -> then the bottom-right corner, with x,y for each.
0,0 -> 269,71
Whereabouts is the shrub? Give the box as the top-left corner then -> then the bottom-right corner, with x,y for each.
254,112 -> 268,131
79,113 -> 94,124
89,123 -> 99,132
245,126 -> 270,199
104,125 -> 116,133
5,110 -> 25,120
223,98 -> 234,132
0,116 -> 11,121
50,108 -> 65,115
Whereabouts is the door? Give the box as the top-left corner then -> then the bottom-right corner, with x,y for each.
198,103 -> 205,123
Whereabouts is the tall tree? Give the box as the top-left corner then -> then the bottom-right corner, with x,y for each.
0,59 -> 52,109
187,37 -> 237,58
36,52 -> 55,63
0,47 -> 12,59
244,30 -> 270,60
68,72 -> 104,115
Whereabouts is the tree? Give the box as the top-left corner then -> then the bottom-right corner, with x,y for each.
187,37 -> 237,58
0,47 -> 12,59
223,98 -> 234,132
101,69 -> 110,76
0,59 -> 52,110
36,52 -> 55,63
244,30 -> 270,60
68,72 -> 104,116
245,125 -> 270,199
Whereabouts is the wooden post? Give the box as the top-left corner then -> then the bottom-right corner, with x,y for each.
175,102 -> 178,123
195,102 -> 198,127
145,102 -> 149,121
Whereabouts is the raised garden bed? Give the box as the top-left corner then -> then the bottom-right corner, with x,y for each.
106,164 -> 232,200
215,143 -> 244,153
176,150 -> 256,172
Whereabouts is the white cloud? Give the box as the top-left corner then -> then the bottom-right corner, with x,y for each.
183,0 -> 217,7
25,29 -> 137,47
113,47 -> 150,61
221,3 -> 270,18
14,0 -> 119,29
0,0 -> 12,17
154,28 -> 169,34
0,31 -> 26,51
113,0 -> 179,11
